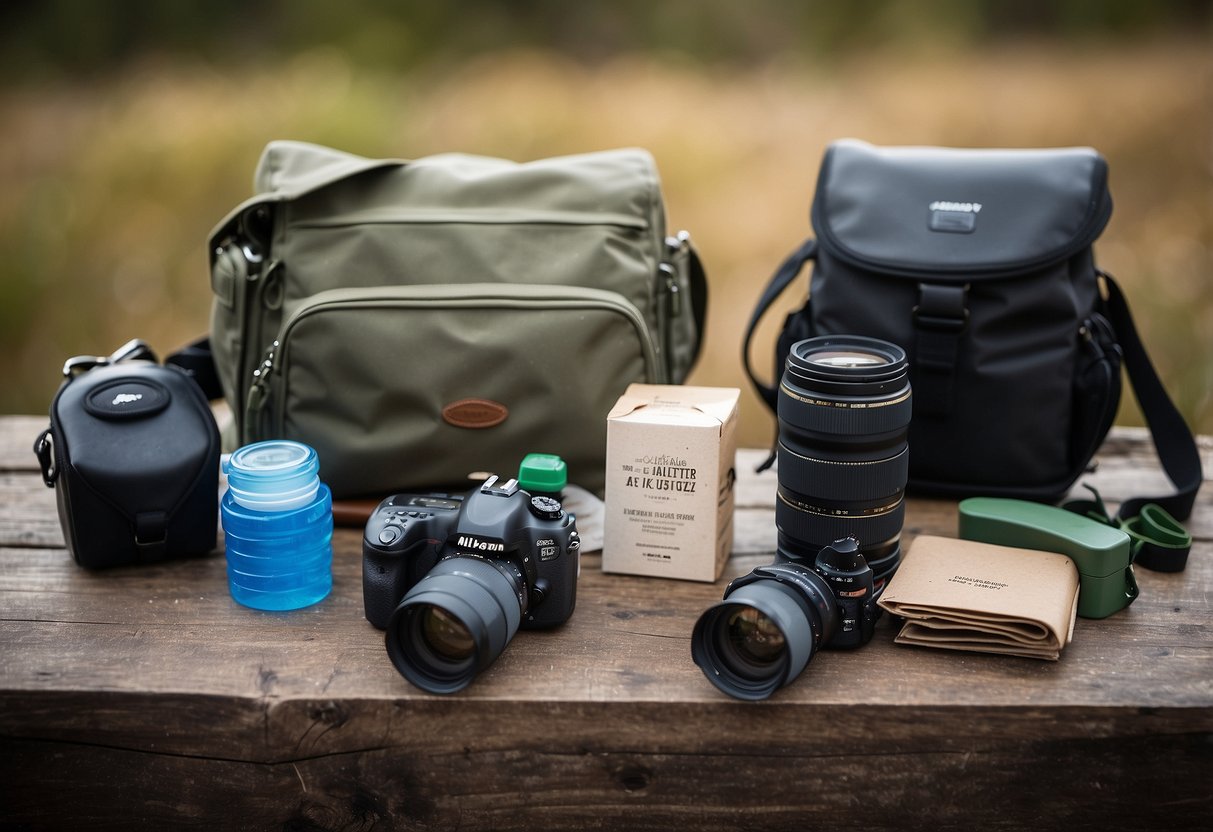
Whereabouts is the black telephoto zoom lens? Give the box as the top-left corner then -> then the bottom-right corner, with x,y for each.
386,557 -> 525,694
776,335 -> 911,570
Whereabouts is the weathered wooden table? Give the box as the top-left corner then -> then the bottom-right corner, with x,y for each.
1,416 -> 1210,830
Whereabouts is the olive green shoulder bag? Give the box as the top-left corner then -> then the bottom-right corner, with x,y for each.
178,141 -> 707,497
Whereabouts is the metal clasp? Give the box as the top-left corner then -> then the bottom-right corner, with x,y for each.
665,229 -> 691,256
61,338 -> 156,378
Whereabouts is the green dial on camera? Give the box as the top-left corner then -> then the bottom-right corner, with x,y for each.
518,453 -> 567,496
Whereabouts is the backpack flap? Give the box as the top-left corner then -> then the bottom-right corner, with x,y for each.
811,139 -> 1112,278
807,139 -> 1115,500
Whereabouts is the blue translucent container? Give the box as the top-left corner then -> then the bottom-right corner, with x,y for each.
221,441 -> 333,611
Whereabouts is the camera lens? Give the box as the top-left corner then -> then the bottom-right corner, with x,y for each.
777,335 -> 911,568
386,557 -> 525,694
691,564 -> 837,701
725,606 -> 786,665
419,605 -> 476,661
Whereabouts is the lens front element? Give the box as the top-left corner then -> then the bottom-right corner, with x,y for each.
419,604 -> 476,662
725,606 -> 786,666
805,349 -> 890,369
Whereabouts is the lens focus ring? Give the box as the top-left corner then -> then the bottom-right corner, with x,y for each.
775,488 -> 905,550
777,384 -> 912,437
776,443 -> 909,503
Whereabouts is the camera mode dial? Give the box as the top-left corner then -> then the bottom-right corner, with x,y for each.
528,495 -> 563,521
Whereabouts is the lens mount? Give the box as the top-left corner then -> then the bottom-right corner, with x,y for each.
691,564 -> 836,701
386,556 -> 524,694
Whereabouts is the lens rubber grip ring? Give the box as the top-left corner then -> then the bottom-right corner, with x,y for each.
776,443 -> 909,503
777,384 -> 912,437
775,492 -> 906,550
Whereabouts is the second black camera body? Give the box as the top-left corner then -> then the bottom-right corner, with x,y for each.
363,475 -> 580,693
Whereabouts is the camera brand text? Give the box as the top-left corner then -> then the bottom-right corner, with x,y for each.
456,535 -> 505,552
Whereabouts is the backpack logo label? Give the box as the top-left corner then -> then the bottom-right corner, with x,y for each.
112,393 -> 144,406
442,398 -> 509,429
928,200 -> 982,213
928,200 -> 981,234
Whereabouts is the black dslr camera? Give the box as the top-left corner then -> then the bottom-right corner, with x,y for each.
691,537 -> 886,701
363,475 -> 580,693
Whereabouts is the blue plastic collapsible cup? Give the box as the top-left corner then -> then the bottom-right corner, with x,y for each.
221,440 -> 333,611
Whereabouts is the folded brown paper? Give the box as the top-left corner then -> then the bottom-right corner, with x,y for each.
878,535 -> 1080,660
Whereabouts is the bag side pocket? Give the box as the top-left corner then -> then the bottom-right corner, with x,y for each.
1070,312 -> 1122,471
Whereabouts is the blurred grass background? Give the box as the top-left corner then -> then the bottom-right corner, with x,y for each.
1,0 -> 1210,448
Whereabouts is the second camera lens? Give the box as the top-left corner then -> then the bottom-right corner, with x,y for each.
691,563 -> 838,700
777,335 -> 911,567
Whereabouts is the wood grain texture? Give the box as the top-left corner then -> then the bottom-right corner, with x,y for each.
0,417 -> 1210,830
0,415 -> 46,473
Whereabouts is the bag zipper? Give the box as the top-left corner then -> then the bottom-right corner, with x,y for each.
217,202 -> 279,418
244,284 -> 661,438
656,230 -> 691,377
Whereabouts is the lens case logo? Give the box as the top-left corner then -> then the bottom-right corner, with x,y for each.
83,378 -> 170,420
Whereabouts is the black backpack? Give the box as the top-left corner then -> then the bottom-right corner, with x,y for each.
743,140 -> 1201,535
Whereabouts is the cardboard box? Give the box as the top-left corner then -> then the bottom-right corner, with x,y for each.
603,384 -> 739,581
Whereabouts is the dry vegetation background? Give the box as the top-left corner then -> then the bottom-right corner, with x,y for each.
1,3 -> 1210,448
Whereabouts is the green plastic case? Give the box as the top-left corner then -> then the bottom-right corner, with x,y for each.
958,497 -> 1138,619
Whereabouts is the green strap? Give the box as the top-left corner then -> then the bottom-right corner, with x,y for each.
1063,484 -> 1193,573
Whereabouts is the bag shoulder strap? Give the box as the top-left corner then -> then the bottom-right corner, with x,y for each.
741,238 -> 817,411
166,337 -> 224,401
688,244 -> 709,365
1101,271 -> 1203,524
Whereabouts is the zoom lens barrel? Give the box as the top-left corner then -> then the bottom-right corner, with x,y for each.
386,556 -> 525,694
776,336 -> 911,566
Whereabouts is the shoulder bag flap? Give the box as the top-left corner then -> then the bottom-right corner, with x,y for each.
207,141 -> 409,254
279,145 -> 665,231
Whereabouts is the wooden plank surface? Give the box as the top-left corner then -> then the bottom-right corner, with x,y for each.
1,417 -> 1210,830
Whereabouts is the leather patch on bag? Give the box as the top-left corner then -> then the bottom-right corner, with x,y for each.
442,399 -> 509,429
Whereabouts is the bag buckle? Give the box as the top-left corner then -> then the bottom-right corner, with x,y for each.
912,283 -> 970,332
911,283 -> 970,416
62,338 -> 157,378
